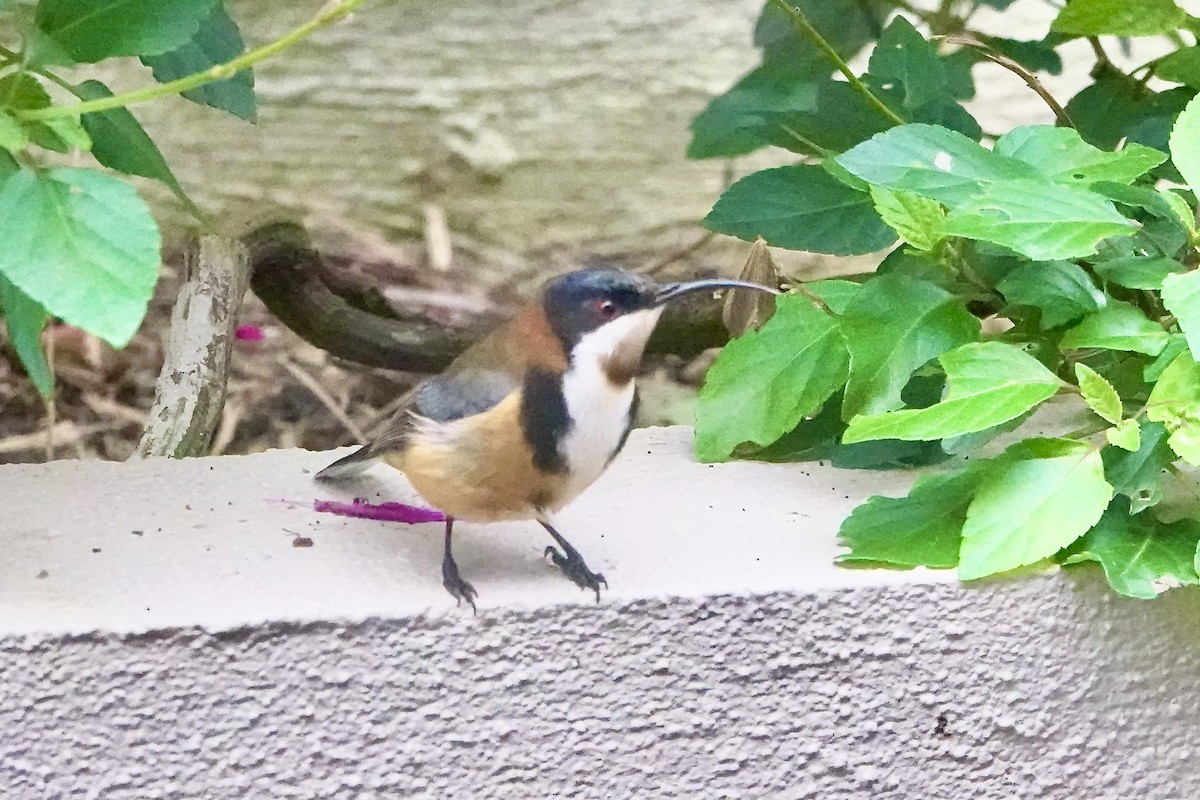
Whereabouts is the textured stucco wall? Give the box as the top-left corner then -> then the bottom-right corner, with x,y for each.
2,428 -> 1200,797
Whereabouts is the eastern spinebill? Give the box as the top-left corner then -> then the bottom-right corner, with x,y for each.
316,268 -> 779,611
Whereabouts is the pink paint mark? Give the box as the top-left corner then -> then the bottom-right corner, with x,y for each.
235,324 -> 266,341
312,497 -> 446,524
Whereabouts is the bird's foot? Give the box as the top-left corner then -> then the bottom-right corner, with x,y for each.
544,545 -> 607,603
442,556 -> 478,614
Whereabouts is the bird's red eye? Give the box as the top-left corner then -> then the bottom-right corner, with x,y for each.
597,299 -> 617,319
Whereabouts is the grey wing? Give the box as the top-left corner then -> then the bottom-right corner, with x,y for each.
314,366 -> 519,482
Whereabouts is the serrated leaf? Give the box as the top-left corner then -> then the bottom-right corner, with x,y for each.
1093,255 -> 1186,290
994,125 -> 1165,185
1162,270 -> 1200,359
1060,300 -> 1170,356
703,164 -> 897,256
998,260 -> 1105,329
0,110 -> 28,152
843,342 -> 1061,443
1106,418 -> 1141,451
1068,77 -> 1191,183
36,0 -> 220,62
1063,499 -> 1200,598
869,186 -> 944,251
959,439 -> 1114,580
1052,0 -> 1186,37
868,16 -> 946,111
839,274 -> 980,419
837,465 -> 985,568
1104,420 -> 1172,513
0,168 -> 160,347
0,274 -> 53,397
140,2 -> 255,121
695,294 -> 848,461
1146,351 -> 1200,465
836,123 -> 1042,206
1169,91 -> 1200,193
0,72 -> 83,154
941,180 -> 1135,261
1075,362 -> 1123,424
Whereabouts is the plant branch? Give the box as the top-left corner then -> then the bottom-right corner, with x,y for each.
767,0 -> 905,127
939,35 -> 1073,127
14,0 -> 368,122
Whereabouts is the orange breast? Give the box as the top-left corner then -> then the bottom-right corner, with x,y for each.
385,390 -> 569,522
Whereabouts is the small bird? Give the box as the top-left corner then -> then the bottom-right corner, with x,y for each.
316,267 -> 777,610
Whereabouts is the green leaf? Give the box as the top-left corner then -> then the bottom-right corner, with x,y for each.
1051,0 -> 1186,36
997,260 -> 1105,328
1076,362 -> 1123,424
1156,46 -> 1200,90
36,0 -> 220,62
695,294 -> 848,461
1145,334 -> 1189,381
1068,77 -> 1192,183
703,165 -> 897,256
941,180 -> 1135,261
835,123 -> 1041,206
753,0 -> 877,77
1106,418 -> 1141,451
1060,300 -> 1170,356
837,465 -> 985,568
75,80 -> 199,214
140,2 -> 255,121
994,125 -> 1165,185
0,151 -> 16,180
0,109 -> 28,152
1169,92 -> 1200,193
1093,255 -> 1186,290
1063,499 -> 1200,598
959,439 -> 1114,580
0,72 -> 86,154
867,16 -> 946,111
1104,420 -> 1172,513
1162,270 -> 1200,359
839,274 -> 980,419
0,168 -> 160,347
843,342 -> 1062,443
0,274 -> 53,397
869,186 -> 944,251
980,35 -> 1063,75
38,115 -> 90,152
1146,351 -> 1200,465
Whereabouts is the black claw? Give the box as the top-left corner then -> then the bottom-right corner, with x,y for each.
544,544 -> 606,603
442,557 -> 478,615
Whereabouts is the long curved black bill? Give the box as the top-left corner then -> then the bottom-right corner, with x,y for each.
653,279 -> 780,307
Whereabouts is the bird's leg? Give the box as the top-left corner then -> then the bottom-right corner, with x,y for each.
540,518 -> 607,603
441,516 -> 478,614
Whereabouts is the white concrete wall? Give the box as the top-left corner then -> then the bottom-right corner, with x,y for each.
2,428 -> 1199,797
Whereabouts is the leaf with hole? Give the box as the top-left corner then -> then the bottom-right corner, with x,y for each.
843,342 -> 1061,443
867,15 -> 947,111
704,165 -> 896,256
959,439 -> 1113,580
1062,499 -> 1200,598
835,123 -> 1041,206
1060,300 -> 1170,356
941,180 -> 1135,261
0,168 -> 160,347
838,274 -> 979,419
36,0 -> 221,62
994,126 -> 1165,185
1104,420 -> 1172,513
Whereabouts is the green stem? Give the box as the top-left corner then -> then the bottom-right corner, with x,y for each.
766,0 -> 905,127
14,0 -> 368,121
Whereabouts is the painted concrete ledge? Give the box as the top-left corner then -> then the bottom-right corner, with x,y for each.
2,427 -> 1199,798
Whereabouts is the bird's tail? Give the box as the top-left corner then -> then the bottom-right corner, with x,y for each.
314,445 -> 377,482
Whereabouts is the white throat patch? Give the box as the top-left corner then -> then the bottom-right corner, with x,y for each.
554,308 -> 663,506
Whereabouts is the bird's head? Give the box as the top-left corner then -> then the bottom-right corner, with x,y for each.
540,268 -> 778,382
